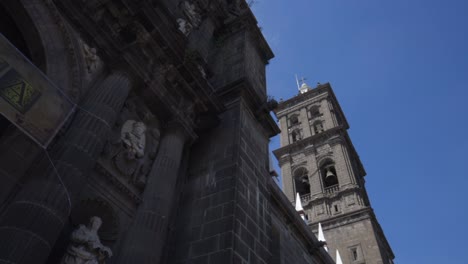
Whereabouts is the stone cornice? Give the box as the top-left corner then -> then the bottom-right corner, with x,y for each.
274,83 -> 349,129
216,78 -> 280,138
273,126 -> 345,160
216,7 -> 274,63
308,206 -> 395,259
308,207 -> 373,230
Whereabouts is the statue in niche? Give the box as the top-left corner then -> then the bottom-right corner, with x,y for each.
113,120 -> 146,184
121,120 -> 146,159
82,41 -> 99,73
61,216 -> 112,264
102,99 -> 161,188
110,122 -> 160,187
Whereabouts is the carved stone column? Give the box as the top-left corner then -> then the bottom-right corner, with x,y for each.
0,72 -> 132,264
116,121 -> 189,264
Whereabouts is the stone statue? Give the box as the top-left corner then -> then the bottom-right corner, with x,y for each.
121,120 -> 146,159
113,120 -> 146,180
61,216 -> 112,264
82,41 -> 99,73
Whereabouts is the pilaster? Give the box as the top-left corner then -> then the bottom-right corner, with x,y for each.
279,116 -> 288,147
300,107 -> 312,138
116,121 -> 190,264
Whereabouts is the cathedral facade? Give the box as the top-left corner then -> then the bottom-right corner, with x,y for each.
273,82 -> 395,264
0,0 -> 334,264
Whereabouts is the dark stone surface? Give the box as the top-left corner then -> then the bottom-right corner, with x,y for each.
0,1 -> 335,264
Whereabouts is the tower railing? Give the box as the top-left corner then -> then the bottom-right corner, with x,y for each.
325,185 -> 339,195
300,193 -> 311,203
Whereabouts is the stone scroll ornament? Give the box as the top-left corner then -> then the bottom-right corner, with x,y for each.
61,216 -> 112,264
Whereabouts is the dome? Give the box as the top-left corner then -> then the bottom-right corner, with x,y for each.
299,82 -> 312,94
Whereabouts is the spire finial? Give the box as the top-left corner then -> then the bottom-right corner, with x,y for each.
295,193 -> 304,212
336,250 -> 343,264
318,223 -> 328,252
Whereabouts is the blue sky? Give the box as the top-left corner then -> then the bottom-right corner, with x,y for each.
251,0 -> 468,263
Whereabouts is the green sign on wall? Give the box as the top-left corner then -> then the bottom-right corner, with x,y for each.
0,34 -> 75,147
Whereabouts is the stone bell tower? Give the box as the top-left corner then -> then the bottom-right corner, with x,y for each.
273,82 -> 394,264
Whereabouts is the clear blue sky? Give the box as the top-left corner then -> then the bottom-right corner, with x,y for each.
251,0 -> 468,263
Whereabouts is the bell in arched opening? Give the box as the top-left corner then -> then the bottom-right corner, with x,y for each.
325,167 -> 337,184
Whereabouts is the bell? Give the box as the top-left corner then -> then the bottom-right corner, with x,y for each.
301,176 -> 309,184
325,168 -> 337,182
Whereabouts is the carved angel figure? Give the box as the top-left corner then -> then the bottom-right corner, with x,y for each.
61,216 -> 112,264
121,120 -> 146,159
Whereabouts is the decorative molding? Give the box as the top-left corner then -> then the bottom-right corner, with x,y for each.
94,163 -> 142,205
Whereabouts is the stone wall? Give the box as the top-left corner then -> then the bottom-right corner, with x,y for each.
172,98 -> 334,264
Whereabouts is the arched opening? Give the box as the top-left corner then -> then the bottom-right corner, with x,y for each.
289,114 -> 299,127
313,121 -> 324,134
321,161 -> 339,188
309,105 -> 320,119
291,129 -> 301,143
294,167 -> 310,196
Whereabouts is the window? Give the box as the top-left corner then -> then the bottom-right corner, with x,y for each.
294,167 -> 310,196
348,245 -> 364,262
351,248 -> 358,261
